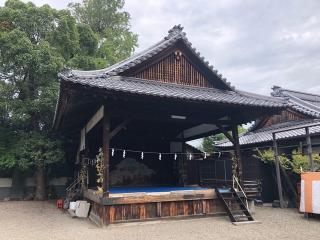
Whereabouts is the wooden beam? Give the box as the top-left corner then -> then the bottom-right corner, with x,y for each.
305,127 -> 314,171
102,105 -> 110,197
109,119 -> 131,140
216,124 -> 235,145
177,124 -> 218,140
80,127 -> 86,151
231,125 -> 242,180
86,106 -> 104,133
272,132 -> 285,208
179,141 -> 187,186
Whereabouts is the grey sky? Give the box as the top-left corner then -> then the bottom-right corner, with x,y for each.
1,0 -> 320,96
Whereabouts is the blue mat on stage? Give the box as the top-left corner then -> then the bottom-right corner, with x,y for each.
109,186 -> 207,194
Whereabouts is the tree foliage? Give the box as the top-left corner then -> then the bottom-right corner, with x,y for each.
0,0 -> 69,199
202,126 -> 247,153
0,0 -> 138,199
254,148 -> 320,174
0,131 -> 65,171
68,0 -> 138,66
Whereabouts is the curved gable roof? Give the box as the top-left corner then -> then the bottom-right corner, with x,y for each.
59,25 -> 234,90
272,86 -> 320,118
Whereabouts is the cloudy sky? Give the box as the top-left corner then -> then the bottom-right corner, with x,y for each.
1,0 -> 320,96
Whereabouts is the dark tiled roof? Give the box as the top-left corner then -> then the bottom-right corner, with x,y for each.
216,119 -> 320,147
57,25 -> 286,108
60,75 -> 286,107
59,25 -> 233,90
217,87 -> 320,147
272,86 -> 320,118
54,25 -> 288,129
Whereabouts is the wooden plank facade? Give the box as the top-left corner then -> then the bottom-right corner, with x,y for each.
85,189 -> 232,224
133,50 -> 214,88
257,109 -> 306,129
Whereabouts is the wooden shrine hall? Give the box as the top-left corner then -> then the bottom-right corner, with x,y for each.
53,25 -> 286,225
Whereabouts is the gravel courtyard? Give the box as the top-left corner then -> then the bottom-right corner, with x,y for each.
0,201 -> 319,240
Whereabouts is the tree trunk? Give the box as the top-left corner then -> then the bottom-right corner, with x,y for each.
34,165 -> 46,200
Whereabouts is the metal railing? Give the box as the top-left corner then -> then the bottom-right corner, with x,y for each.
232,175 -> 249,209
232,176 -> 247,198
66,177 -> 81,201
63,176 -> 82,209
66,177 -> 81,196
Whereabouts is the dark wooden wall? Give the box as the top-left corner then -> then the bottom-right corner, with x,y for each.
133,51 -> 214,88
199,159 -> 233,180
186,160 -> 200,185
261,109 -> 307,128
241,150 -> 261,181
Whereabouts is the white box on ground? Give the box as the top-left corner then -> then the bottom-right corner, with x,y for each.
68,201 -> 90,218
75,201 -> 90,217
69,201 -> 77,210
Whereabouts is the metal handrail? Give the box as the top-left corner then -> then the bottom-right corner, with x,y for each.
233,175 -> 247,199
64,176 -> 83,208
66,177 -> 81,193
233,175 -> 250,210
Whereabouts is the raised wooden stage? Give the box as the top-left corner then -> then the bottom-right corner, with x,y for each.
85,187 -> 227,225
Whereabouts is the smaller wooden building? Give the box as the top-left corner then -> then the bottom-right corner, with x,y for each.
217,86 -> 320,202
53,25 -> 286,224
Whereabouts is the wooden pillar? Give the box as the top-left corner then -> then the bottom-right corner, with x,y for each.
231,125 -> 243,181
102,106 -> 110,197
305,127 -> 314,171
272,132 -> 285,208
181,142 -> 187,186
175,133 -> 187,186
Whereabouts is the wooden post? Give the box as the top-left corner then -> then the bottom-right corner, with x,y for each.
102,105 -> 110,197
177,142 -> 186,186
231,125 -> 243,181
305,127 -> 314,171
272,132 -> 285,208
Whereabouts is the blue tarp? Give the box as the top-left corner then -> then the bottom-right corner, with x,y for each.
217,188 -> 231,193
109,186 -> 207,194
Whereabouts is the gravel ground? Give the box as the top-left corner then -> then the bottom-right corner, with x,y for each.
0,201 -> 319,240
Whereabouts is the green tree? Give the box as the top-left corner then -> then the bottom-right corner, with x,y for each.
67,23 -> 108,70
68,0 -> 138,66
202,134 -> 225,153
0,131 -> 65,199
202,126 -> 247,153
0,0 -> 74,200
255,148 -> 320,174
50,11 -> 80,61
0,0 -> 138,200
77,23 -> 98,56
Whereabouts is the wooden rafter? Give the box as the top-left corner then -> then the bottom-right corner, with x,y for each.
85,106 -> 104,133
110,119 -> 131,140
215,123 -> 235,145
